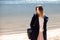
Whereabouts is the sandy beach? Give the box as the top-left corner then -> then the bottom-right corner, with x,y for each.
0,28 -> 60,40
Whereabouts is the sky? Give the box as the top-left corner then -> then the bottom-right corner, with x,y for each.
0,0 -> 60,4
0,0 -> 59,1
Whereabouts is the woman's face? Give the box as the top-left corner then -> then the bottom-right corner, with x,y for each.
36,8 -> 43,16
36,8 -> 41,15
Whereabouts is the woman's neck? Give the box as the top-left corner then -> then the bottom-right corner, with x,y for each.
39,14 -> 44,18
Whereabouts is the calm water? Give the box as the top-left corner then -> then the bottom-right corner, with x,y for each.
0,3 -> 60,34
0,4 -> 60,17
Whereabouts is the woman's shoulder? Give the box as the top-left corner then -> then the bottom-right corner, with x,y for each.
33,13 -> 38,17
31,13 -> 38,20
44,15 -> 49,21
44,15 -> 48,19
33,13 -> 36,16
32,14 -> 36,17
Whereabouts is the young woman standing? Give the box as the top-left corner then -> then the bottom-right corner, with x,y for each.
30,5 -> 48,40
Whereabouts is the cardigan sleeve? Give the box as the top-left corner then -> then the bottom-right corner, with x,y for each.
46,16 -> 49,22
30,14 -> 36,29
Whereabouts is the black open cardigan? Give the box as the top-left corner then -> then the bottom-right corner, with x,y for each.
30,14 -> 48,40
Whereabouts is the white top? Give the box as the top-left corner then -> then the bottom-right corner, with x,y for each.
39,17 -> 44,32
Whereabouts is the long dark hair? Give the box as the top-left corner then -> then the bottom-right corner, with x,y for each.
36,6 -> 43,11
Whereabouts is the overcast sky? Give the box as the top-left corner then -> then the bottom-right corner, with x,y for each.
0,0 -> 60,1
0,0 -> 60,4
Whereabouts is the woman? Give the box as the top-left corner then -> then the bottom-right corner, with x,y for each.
30,5 -> 48,40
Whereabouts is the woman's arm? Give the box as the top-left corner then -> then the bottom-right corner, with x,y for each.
30,14 -> 36,29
